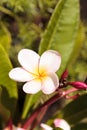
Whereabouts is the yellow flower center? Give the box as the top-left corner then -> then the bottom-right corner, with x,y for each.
39,67 -> 47,78
34,67 -> 47,80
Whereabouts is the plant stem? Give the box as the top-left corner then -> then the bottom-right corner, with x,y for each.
30,106 -> 48,130
22,88 -> 77,129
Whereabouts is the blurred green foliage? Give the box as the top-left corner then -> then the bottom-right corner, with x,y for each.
68,25 -> 87,82
0,0 -> 59,66
0,0 -> 87,129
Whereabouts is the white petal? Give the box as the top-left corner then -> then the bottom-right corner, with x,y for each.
17,128 -> 25,130
41,123 -> 53,130
23,79 -> 41,94
49,73 -> 59,87
4,125 -> 25,130
18,49 -> 40,74
39,50 -> 61,73
41,73 -> 59,94
9,67 -> 36,82
13,126 -> 25,130
54,119 -> 71,130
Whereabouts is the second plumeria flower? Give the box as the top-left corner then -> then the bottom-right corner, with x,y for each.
9,49 -> 61,94
4,125 -> 25,130
41,118 -> 70,130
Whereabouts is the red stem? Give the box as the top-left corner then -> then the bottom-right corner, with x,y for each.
30,106 -> 48,130
22,88 -> 77,129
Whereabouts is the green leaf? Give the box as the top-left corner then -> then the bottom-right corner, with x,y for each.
0,87 -> 10,122
0,44 -> 18,116
0,22 -> 11,52
61,94 -> 87,124
21,91 -> 42,119
39,0 -> 79,76
67,23 -> 85,67
71,123 -> 87,130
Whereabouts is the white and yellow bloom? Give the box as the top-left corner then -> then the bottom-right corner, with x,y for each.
4,125 -> 25,130
41,119 -> 70,130
41,123 -> 53,130
9,49 -> 61,94
54,119 -> 71,130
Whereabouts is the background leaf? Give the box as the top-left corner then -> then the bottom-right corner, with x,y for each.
39,0 -> 80,76
71,123 -> 87,130
0,87 -> 10,123
0,22 -> 11,52
0,44 -> 18,116
60,94 -> 87,124
67,23 -> 85,68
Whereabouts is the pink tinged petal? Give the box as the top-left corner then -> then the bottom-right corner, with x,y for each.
13,126 -> 25,130
23,79 -> 42,94
18,49 -> 40,74
41,73 -> 59,94
17,128 -> 25,130
9,67 -> 36,82
54,119 -> 71,130
49,73 -> 59,87
41,123 -> 53,130
4,126 -> 25,130
39,50 -> 61,73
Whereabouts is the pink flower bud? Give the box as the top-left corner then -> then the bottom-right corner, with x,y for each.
59,70 -> 68,88
60,70 -> 68,80
69,82 -> 87,90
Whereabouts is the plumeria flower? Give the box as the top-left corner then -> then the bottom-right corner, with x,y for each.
41,123 -> 53,130
4,125 -> 25,130
41,119 -> 70,130
54,119 -> 71,130
9,49 -> 61,94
